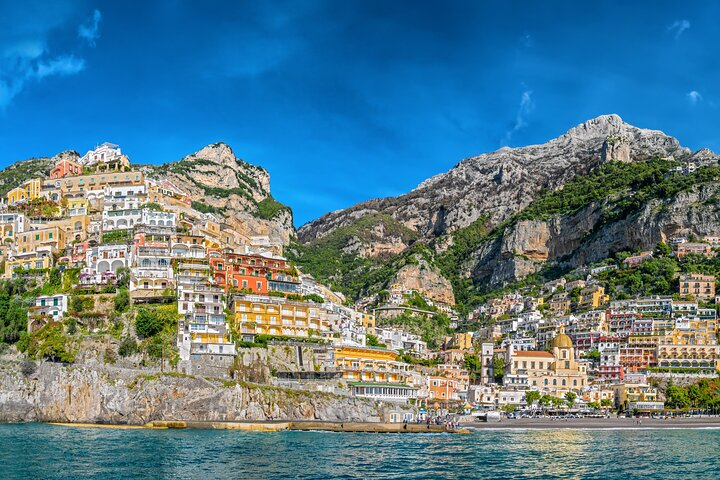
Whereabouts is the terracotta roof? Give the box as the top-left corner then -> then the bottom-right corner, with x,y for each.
513,350 -> 554,358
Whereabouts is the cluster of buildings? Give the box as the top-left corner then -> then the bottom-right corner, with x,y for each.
11,144 -> 720,412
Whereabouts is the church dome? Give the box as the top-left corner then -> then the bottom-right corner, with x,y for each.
552,326 -> 573,349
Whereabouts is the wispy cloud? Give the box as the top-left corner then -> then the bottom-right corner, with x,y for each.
35,55 -> 86,78
687,90 -> 702,106
78,10 -> 102,47
0,4 -> 96,109
668,19 -> 690,40
501,90 -> 534,146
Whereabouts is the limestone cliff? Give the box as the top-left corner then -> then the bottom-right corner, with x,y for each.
392,258 -> 455,306
299,114 -> 691,248
0,358 -> 386,425
469,183 -> 720,285
142,142 -> 294,246
294,114 -> 720,298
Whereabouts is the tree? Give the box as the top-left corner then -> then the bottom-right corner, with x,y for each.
118,336 -> 138,357
493,356 -> 505,383
588,401 -> 601,410
601,398 -> 613,409
525,390 -> 540,407
116,267 -> 131,288
463,354 -> 482,383
26,324 -> 76,363
366,334 -> 385,348
135,308 -> 163,338
565,391 -> 577,408
656,241 -> 671,257
114,288 -> 130,313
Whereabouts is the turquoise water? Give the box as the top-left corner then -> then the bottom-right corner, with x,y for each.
1,424 -> 718,479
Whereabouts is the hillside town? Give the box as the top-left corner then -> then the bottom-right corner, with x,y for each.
3,142 -> 720,418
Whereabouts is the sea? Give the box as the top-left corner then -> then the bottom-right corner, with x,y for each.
1,423 -> 718,479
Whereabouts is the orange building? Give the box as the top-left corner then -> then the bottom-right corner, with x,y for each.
427,375 -> 460,402
50,158 -> 82,179
209,249 -> 297,294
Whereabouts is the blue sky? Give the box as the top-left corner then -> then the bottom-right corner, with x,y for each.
1,1 -> 719,225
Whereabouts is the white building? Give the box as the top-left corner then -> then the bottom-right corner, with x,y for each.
141,209 -> 176,228
85,244 -> 130,276
27,294 -> 69,331
130,246 -> 173,299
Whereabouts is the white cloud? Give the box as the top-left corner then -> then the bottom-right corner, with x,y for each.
687,90 -> 702,105
35,55 -> 85,78
0,4 -> 96,109
501,90 -> 534,146
78,10 -> 102,47
668,19 -> 690,40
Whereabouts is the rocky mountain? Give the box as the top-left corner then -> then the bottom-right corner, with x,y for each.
292,114 -> 720,305
299,115 -> 693,247
141,142 -> 294,246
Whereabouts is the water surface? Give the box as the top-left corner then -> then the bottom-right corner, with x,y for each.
1,423 -> 717,479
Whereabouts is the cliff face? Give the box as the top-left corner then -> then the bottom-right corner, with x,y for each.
299,115 -> 690,249
142,142 -> 294,245
469,183 -> 720,284
0,359 -> 385,425
392,258 -> 455,306
294,114 -> 720,298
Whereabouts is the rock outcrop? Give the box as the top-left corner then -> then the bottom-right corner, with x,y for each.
468,183 -> 720,285
0,359 -> 386,425
299,114 -> 693,249
295,114 -> 720,294
142,142 -> 294,246
392,258 -> 455,305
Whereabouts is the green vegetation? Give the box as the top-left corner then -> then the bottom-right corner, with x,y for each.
366,334 -> 386,348
114,288 -> 130,313
665,379 -> 720,409
191,201 -> 220,214
102,229 -> 132,244
236,334 -> 330,349
255,196 -> 291,220
377,311 -> 451,349
118,335 -> 138,357
398,352 -> 440,367
0,279 -> 31,344
287,219 -> 424,301
525,390 -> 540,406
23,324 -> 76,363
0,157 -> 52,196
143,202 -> 164,211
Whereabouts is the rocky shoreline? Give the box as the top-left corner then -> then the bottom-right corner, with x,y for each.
0,357 -> 388,425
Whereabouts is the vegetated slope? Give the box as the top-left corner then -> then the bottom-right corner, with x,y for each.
292,114 -> 720,307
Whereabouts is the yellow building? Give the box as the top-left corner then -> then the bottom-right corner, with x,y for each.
64,198 -> 90,217
578,286 -> 609,310
41,171 -> 144,198
505,326 -> 588,396
16,227 -> 67,254
5,253 -> 53,277
7,178 -> 42,205
231,294 -> 331,338
444,332 -> 474,351
614,383 -> 659,410
352,310 -> 375,332
334,345 -> 411,384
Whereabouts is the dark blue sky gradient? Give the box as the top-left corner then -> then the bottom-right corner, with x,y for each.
1,1 -> 719,225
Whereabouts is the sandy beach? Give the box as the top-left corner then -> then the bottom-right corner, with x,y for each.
464,416 -> 720,429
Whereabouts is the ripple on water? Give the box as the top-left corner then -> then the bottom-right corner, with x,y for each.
1,424 -> 719,479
